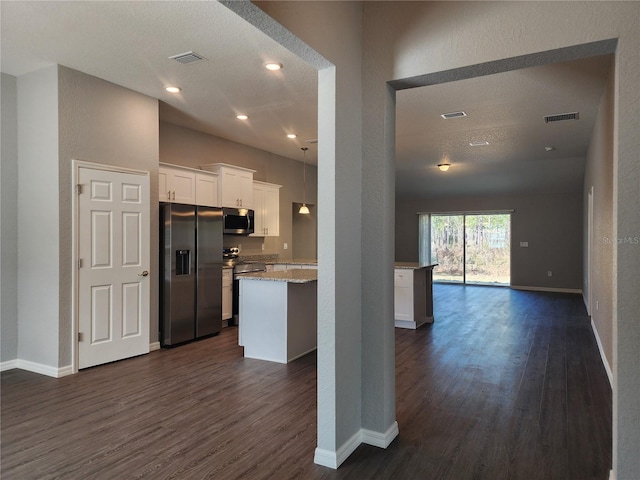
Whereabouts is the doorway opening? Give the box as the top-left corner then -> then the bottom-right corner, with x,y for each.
419,212 -> 511,285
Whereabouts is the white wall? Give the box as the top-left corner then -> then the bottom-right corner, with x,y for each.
1,73 -> 19,365
584,62 -> 615,379
58,66 -> 160,358
396,192 -> 584,291
16,66 -> 60,370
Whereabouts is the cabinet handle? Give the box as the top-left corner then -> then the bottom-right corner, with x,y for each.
167,190 -> 171,199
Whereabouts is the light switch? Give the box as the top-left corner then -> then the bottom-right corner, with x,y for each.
520,241 -> 529,247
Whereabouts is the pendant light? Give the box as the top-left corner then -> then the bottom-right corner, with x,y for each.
299,147 -> 310,214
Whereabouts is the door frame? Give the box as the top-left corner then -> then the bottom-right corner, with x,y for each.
71,160 -> 151,374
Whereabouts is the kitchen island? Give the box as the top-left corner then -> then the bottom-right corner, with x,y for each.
394,263 -> 438,329
238,269 -> 317,364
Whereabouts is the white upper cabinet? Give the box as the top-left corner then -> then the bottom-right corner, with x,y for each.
251,181 -> 281,237
201,163 -> 255,209
195,172 -> 218,207
159,163 -> 218,206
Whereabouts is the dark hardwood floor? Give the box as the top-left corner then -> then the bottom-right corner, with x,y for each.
1,285 -> 612,479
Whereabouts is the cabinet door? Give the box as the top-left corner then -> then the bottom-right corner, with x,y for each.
159,169 -> 170,202
222,270 -> 233,320
251,185 -> 265,237
219,170 -> 239,207
394,270 -> 413,321
196,173 -> 218,207
262,185 -> 279,236
238,171 -> 254,209
171,170 -> 196,204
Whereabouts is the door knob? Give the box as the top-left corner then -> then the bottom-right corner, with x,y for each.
138,270 -> 149,277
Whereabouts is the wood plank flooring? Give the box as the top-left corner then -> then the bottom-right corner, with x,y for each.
1,285 -> 612,479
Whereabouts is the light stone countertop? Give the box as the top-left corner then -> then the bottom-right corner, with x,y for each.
264,259 -> 318,265
394,262 -> 438,270
237,268 -> 318,283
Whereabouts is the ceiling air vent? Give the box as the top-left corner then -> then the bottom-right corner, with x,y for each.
441,111 -> 467,120
169,51 -> 207,65
544,112 -> 579,123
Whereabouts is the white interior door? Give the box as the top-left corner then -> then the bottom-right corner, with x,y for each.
77,166 -> 150,369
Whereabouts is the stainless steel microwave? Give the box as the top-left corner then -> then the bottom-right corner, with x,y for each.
222,207 -> 254,235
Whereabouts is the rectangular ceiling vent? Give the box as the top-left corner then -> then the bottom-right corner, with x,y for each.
441,111 -> 467,120
544,112 -> 579,123
169,51 -> 207,65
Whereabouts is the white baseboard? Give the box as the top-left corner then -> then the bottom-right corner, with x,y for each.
0,359 -> 18,372
511,285 -> 582,294
3,359 -> 74,378
591,318 -> 613,388
149,342 -> 161,352
361,421 -> 399,448
314,422 -> 399,469
609,469 -> 615,480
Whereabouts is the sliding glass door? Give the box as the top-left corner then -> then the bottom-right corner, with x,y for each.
420,212 -> 510,285
430,215 -> 464,283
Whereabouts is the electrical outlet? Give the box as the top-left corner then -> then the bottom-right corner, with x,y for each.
283,243 -> 288,250
237,244 -> 241,251
547,270 -> 552,277
261,243 -> 265,251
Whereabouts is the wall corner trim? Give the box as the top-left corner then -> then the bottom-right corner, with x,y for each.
591,318 -> 613,387
314,422 -> 399,469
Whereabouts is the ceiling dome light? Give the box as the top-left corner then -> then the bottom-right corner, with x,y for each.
287,134 -> 297,139
438,163 -> 451,172
164,85 -> 182,93
236,114 -> 249,120
265,62 -> 283,71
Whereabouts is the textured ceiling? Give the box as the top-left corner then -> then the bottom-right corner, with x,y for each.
1,2 -> 613,197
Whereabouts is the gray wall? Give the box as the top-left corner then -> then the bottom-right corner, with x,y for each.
396,193 -> 584,290
159,121 -> 318,260
16,66 -> 60,368
584,62 -> 615,374
58,66 -> 160,355
1,73 -> 19,364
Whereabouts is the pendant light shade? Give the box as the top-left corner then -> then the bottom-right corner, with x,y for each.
299,147 -> 310,215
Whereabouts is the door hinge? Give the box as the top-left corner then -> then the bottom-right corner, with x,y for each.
78,258 -> 83,269
78,332 -> 84,342
76,184 -> 83,194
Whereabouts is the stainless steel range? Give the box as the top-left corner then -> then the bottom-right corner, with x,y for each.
223,247 -> 266,325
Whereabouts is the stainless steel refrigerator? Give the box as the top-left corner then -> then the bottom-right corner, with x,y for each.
160,203 -> 223,346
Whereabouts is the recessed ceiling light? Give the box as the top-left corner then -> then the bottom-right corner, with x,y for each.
441,111 -> 467,120
545,146 -> 555,152
164,85 -> 182,93
469,141 -> 489,146
438,163 -> 451,172
265,62 -> 283,71
236,114 -> 249,120
287,134 -> 297,139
